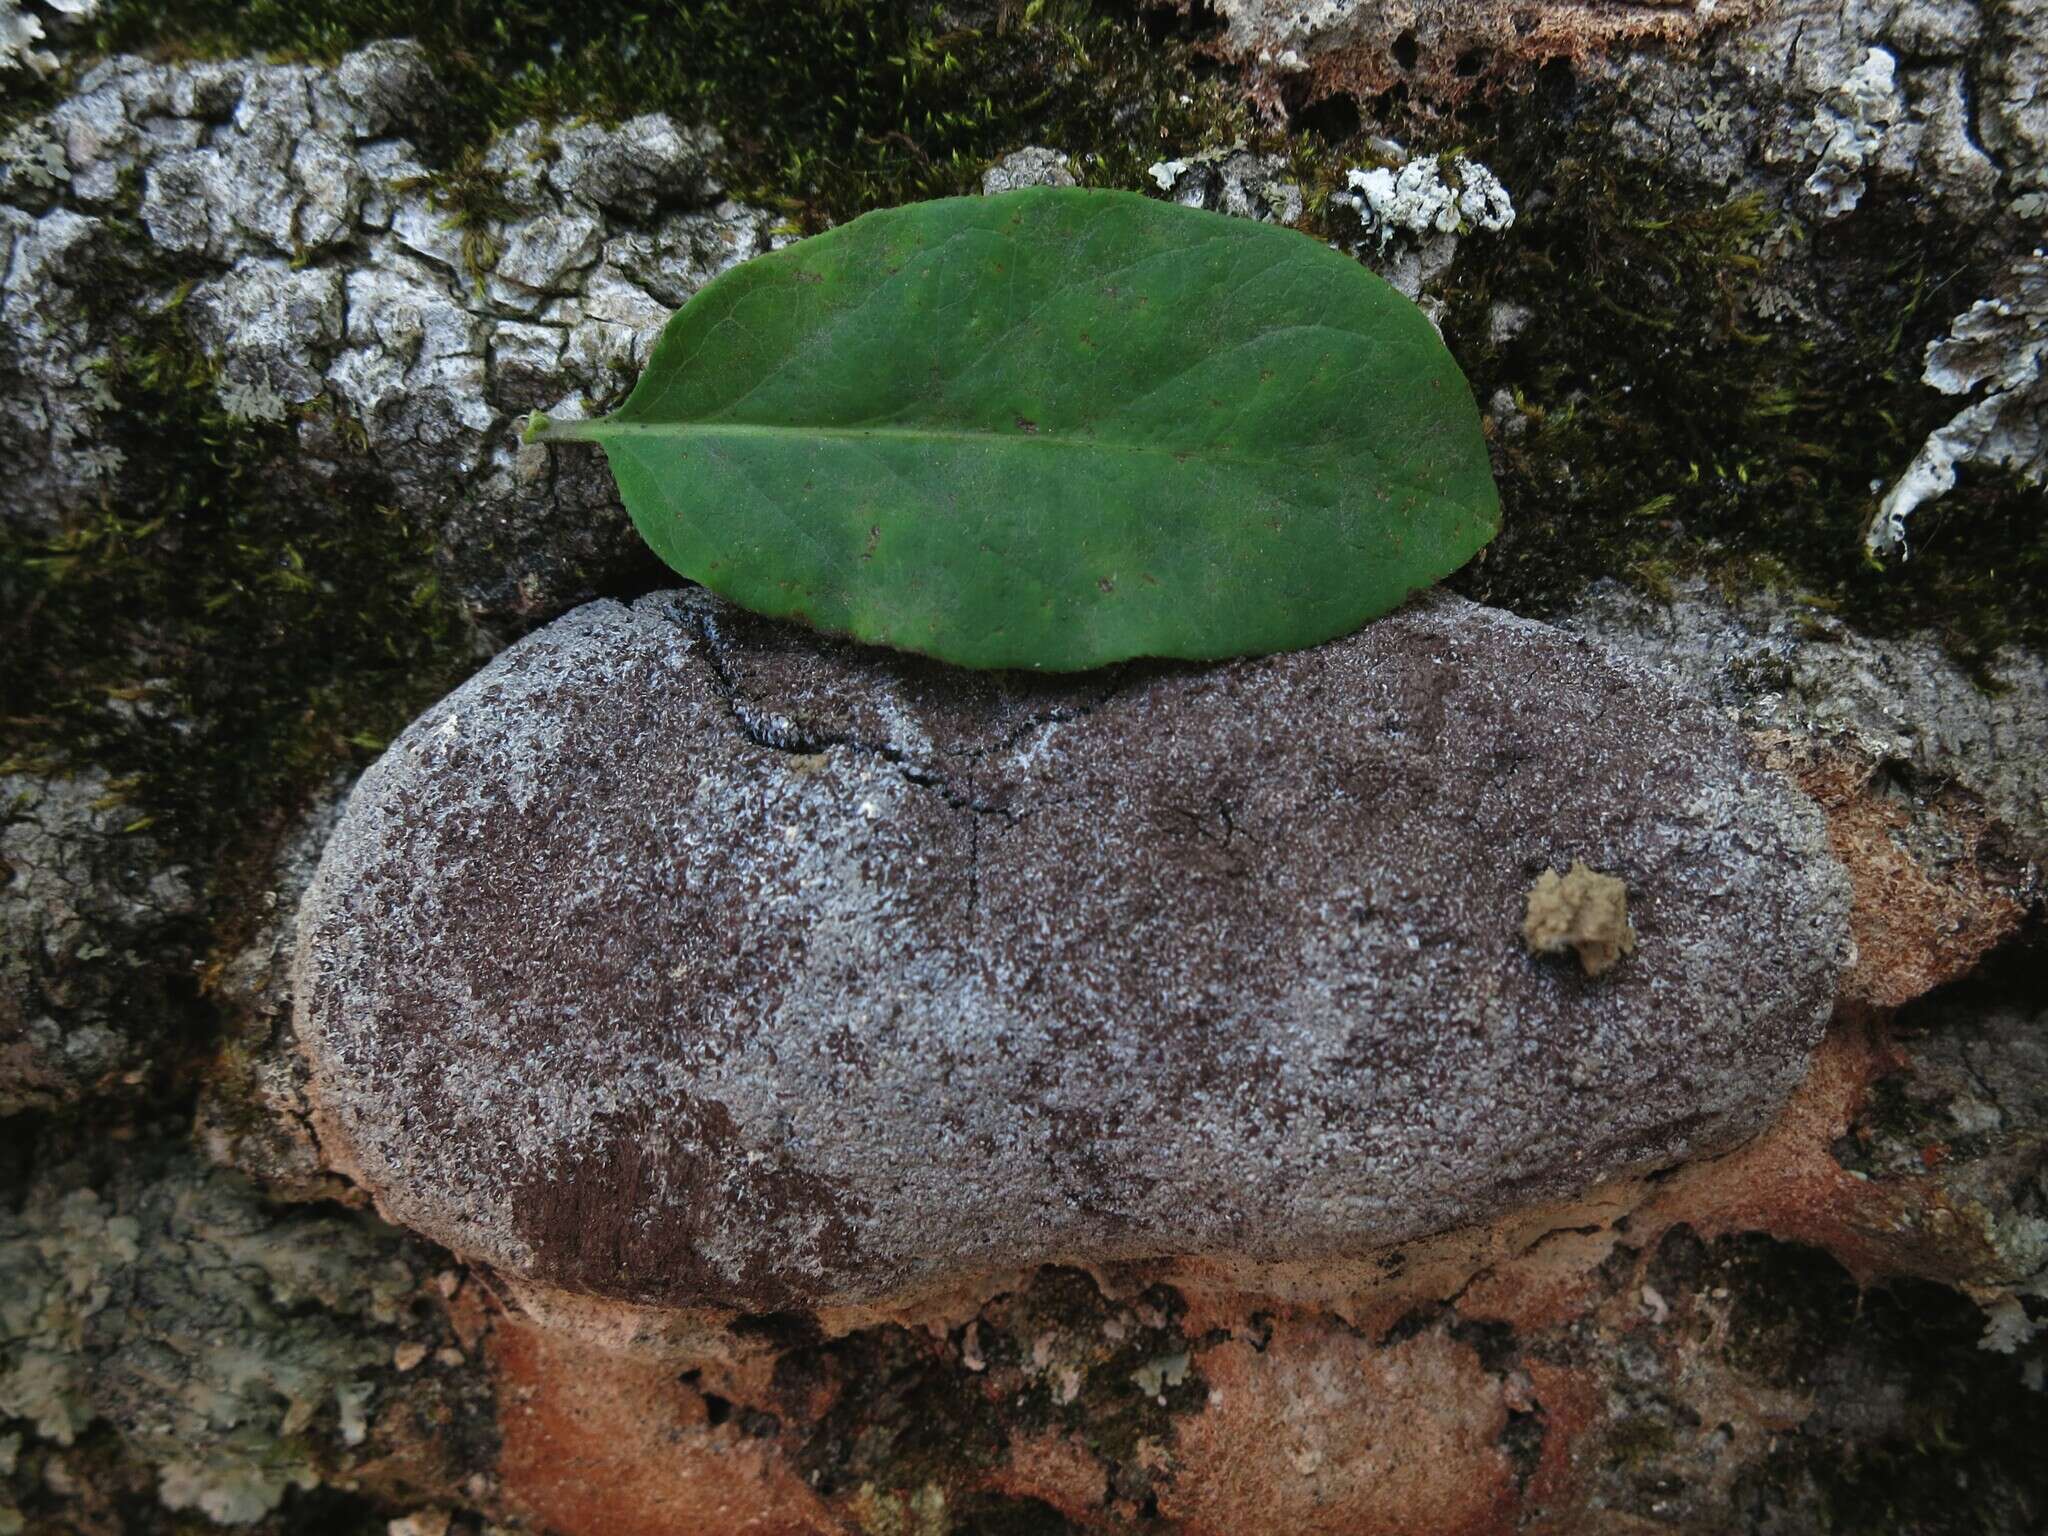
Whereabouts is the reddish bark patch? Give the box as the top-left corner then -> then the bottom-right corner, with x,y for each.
1631,1021 -> 2019,1290
491,1317 -> 837,1536
977,1431 -> 1113,1527
1762,734 -> 2027,1011
1516,1358 -> 1605,1526
1209,0 -> 1761,113
1159,1315 -> 1518,1536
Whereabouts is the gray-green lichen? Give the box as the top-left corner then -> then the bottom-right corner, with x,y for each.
0,1143 -> 418,1525
1,43 -> 768,620
1564,576 -> 2048,859
0,771 -> 196,1116
0,1 -> 95,82
1840,957 -> 2048,1315
1598,0 -> 2044,556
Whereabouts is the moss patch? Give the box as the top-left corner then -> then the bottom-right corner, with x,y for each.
90,0 -> 1248,228
1584,1228 -> 2048,1530
991,1268 -> 1206,1470
771,1267 -> 1203,1522
1275,71 -> 2048,666
785,1324 -> 1009,1498
1430,88 -> 2048,667
7,0 -> 1257,1015
0,280 -> 473,949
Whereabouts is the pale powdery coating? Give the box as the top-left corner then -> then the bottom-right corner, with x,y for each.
295,593 -> 1852,1314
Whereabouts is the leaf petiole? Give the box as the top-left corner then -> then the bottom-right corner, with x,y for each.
521,412 -> 605,446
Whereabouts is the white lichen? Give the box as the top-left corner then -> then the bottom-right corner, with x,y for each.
1144,147 -> 1303,224
158,1455 -> 320,1526
0,0 -> 93,76
218,374 -> 291,425
981,146 -> 1075,195
1131,1349 -> 1192,1400
1330,152 -> 1513,304
72,442 -> 124,479
0,3 -> 55,76
1147,157 -> 1189,191
1977,1292 -> 2045,1354
0,1161 -> 411,1526
1342,155 -> 1516,246
1870,250 -> 2048,557
1802,47 -> 1902,219
0,1189 -> 140,1442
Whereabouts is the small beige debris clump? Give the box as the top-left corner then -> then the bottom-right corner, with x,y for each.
1524,861 -> 1637,976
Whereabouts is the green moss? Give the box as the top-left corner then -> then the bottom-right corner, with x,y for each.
1278,83 -> 2048,665
775,1269 -> 1202,1520
0,274 -> 473,954
1677,1234 -> 1863,1389
90,1 -> 1247,229
1832,1073 -> 1987,1179
394,144 -> 527,290
1601,1412 -> 1677,1467
851,1481 -> 951,1536
1430,97 -> 2048,667
0,76 -> 65,141
36,4 -> 2048,677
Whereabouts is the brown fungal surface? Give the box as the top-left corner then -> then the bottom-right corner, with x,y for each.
294,591 -> 1851,1318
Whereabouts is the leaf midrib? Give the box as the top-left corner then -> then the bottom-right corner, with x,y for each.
577,417 -> 1428,479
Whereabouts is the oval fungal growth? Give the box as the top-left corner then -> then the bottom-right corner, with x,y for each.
528,187 -> 1500,671
295,591 -> 1853,1317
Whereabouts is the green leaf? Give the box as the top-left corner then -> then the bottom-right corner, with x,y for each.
533,187 -> 1499,671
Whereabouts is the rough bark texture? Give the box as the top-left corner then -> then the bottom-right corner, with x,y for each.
4,0 -> 2046,1533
